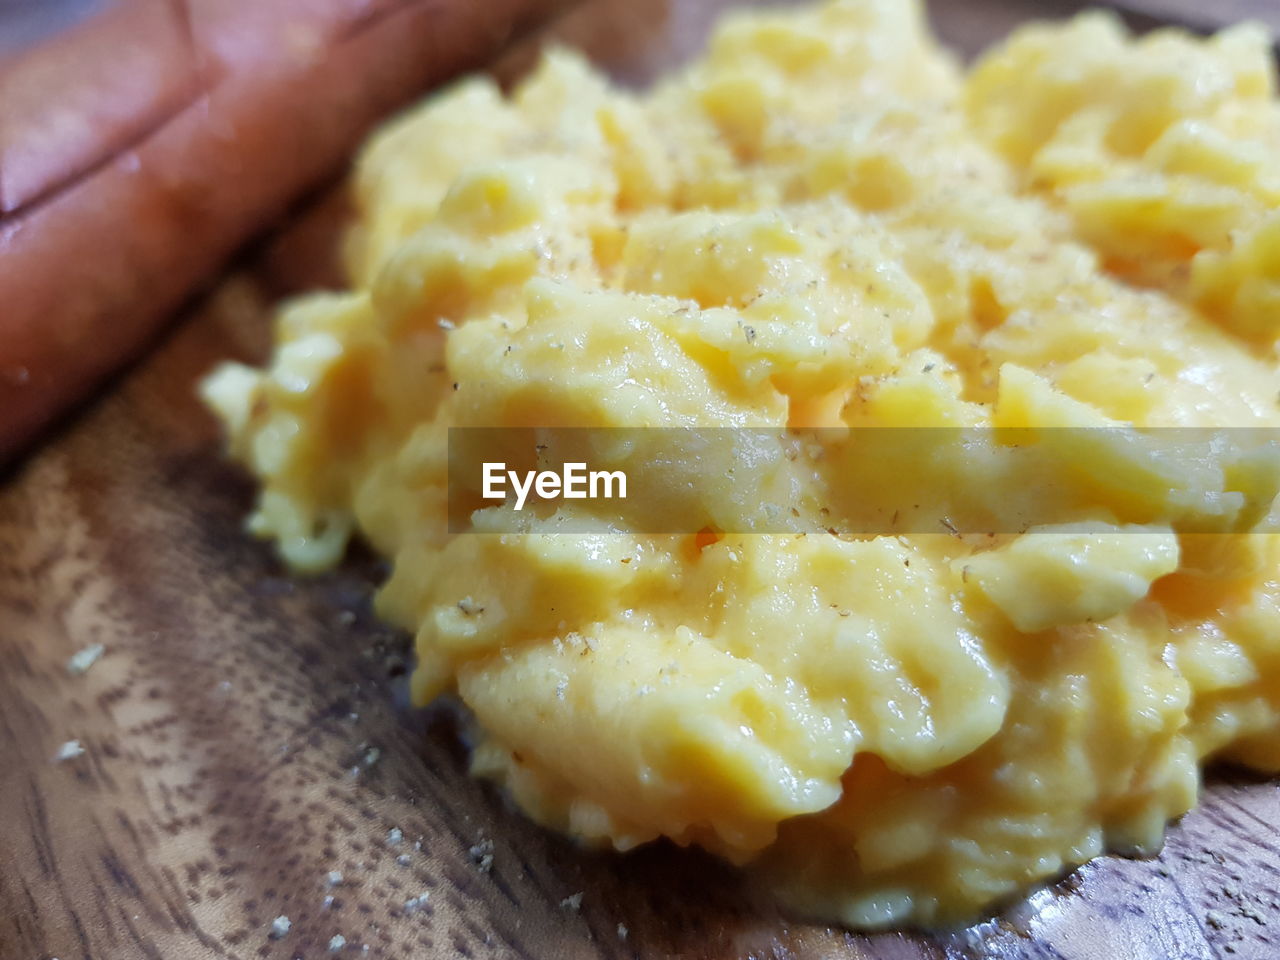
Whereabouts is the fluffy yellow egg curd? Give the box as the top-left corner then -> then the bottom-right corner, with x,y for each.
202,0 -> 1280,928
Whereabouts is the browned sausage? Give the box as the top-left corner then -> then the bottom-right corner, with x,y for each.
0,0 -> 573,463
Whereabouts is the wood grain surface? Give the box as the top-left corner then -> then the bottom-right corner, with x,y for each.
4,2 -> 1280,959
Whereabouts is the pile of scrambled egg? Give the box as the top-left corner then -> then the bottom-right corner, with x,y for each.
203,0 -> 1280,927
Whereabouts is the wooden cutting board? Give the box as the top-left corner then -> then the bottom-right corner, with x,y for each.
4,2 -> 1280,958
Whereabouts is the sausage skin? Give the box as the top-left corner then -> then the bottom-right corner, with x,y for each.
0,0 -> 572,462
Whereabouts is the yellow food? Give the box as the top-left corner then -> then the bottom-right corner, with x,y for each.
202,0 -> 1280,928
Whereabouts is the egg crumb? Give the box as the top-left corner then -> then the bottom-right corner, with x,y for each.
66,643 -> 104,676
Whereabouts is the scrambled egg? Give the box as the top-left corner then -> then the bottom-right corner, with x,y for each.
202,0 -> 1280,928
